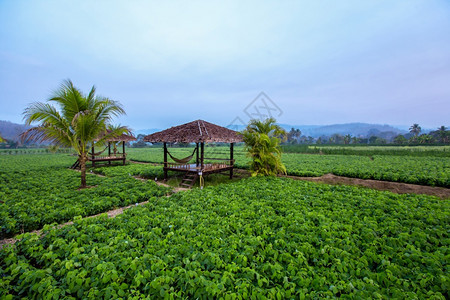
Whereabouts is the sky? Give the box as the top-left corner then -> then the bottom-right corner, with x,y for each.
0,0 -> 449,132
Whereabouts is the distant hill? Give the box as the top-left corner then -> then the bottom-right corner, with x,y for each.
0,120 -> 30,142
0,120 -> 162,143
285,123 -> 407,138
135,122 -> 407,139
0,120 -> 413,142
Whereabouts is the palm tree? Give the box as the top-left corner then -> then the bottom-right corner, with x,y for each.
22,79 -> 130,188
241,118 -> 286,176
437,126 -> 448,143
409,123 -> 421,137
287,128 -> 301,144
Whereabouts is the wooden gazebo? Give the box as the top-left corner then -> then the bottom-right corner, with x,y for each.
143,120 -> 242,188
71,132 -> 136,169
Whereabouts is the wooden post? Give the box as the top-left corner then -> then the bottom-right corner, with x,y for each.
122,141 -> 125,165
200,142 -> 204,171
108,142 -> 111,165
91,146 -> 95,167
163,142 -> 168,180
196,143 -> 199,166
230,142 -> 234,179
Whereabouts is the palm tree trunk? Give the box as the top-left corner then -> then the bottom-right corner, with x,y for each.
79,153 -> 87,188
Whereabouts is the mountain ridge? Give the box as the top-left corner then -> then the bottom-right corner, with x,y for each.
136,122 -> 413,138
1,120 -> 437,141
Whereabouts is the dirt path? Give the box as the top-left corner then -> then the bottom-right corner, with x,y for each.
133,175 -> 188,193
281,173 -> 450,199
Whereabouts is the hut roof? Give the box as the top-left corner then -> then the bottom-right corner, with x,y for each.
143,120 -> 242,143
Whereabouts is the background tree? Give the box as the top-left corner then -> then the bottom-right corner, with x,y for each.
0,134 -> 5,143
437,126 -> 449,143
132,134 -> 148,148
368,136 -> 378,144
409,123 -> 421,137
286,128 -> 301,144
241,118 -> 286,176
351,136 -> 360,144
22,79 -> 130,188
343,134 -> 351,145
394,135 -> 407,145
374,137 -> 387,144
417,134 -> 434,144
331,134 -> 343,144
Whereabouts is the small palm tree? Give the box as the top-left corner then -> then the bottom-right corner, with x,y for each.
241,118 -> 286,176
22,79 -> 130,188
409,123 -> 421,136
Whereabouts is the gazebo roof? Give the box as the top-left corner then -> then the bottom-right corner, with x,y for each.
143,120 -> 242,143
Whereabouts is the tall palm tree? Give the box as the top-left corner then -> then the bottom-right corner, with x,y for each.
241,118 -> 286,176
437,125 -> 448,143
22,79 -> 130,188
409,123 -> 421,137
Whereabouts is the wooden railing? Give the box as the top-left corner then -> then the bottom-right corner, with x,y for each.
166,162 -> 199,170
165,159 -> 234,171
89,153 -> 126,161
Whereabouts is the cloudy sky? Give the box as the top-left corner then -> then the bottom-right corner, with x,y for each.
1,0 -> 449,131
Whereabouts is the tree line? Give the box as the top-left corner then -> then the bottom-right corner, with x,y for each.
280,124 -> 449,145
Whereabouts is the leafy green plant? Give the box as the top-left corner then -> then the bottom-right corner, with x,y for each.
1,177 -> 448,298
241,118 -> 286,176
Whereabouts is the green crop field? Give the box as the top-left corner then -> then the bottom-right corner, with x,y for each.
0,154 -> 170,239
282,154 -> 450,187
1,176 -> 448,298
126,147 -> 450,187
0,149 -> 449,298
282,145 -> 450,157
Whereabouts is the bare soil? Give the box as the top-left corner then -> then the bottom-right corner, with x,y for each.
282,173 -> 450,199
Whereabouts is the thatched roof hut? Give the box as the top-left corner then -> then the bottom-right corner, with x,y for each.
143,120 -> 242,143
143,120 -> 242,186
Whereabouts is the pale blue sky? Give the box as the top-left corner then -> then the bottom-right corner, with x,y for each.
0,0 -> 449,131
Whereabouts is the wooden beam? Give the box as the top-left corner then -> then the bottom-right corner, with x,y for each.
122,141 -> 125,165
108,142 -> 111,165
163,142 -> 168,180
200,142 -> 204,171
91,146 -> 95,167
230,142 -> 234,179
196,142 -> 199,166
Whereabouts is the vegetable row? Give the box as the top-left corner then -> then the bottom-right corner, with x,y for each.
1,177 -> 448,298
